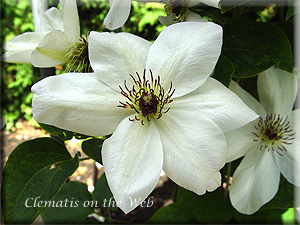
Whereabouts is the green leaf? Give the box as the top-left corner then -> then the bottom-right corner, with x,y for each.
148,187 -> 234,224
177,187 -> 234,223
39,123 -> 74,141
234,208 -> 286,224
276,22 -> 294,60
212,54 -> 234,87
1,137 -> 79,224
219,0 -> 275,14
146,203 -> 198,224
41,181 -> 94,224
93,173 -> 117,211
223,17 -> 293,78
39,123 -> 90,141
81,138 -> 104,164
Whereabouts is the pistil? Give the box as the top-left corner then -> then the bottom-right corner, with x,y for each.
64,34 -> 92,73
118,69 -> 175,125
252,113 -> 295,155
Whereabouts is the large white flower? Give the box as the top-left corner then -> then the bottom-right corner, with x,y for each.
31,22 -> 257,213
2,0 -> 80,68
226,67 -> 300,215
104,0 -> 220,30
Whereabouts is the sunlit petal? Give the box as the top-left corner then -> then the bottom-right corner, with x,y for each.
274,109 -> 300,186
230,149 -> 280,214
89,31 -> 152,91
155,109 -> 227,194
40,7 -> 63,34
171,78 -> 258,132
225,120 -> 258,162
146,22 -> 222,98
229,80 -> 266,118
258,67 -> 298,115
104,0 -> 131,30
61,0 -> 80,43
32,73 -> 132,137
31,30 -> 71,67
102,119 -> 163,213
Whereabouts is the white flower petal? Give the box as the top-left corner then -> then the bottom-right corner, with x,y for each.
31,31 -> 71,67
155,109 -> 227,195
158,10 -> 207,26
40,7 -> 63,34
194,0 -> 220,8
258,67 -> 298,115
158,15 -> 177,26
274,109 -> 300,186
2,32 -> 44,63
185,10 -> 208,22
1,50 -> 33,64
31,73 -> 133,137
89,31 -> 152,91
102,119 -> 163,214
229,80 -> 266,117
61,0 -> 80,43
230,149 -> 280,214
171,78 -> 258,133
3,32 -> 43,51
146,22 -> 222,98
104,0 -> 131,30
225,120 -> 258,162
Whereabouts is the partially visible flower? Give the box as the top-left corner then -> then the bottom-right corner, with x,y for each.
104,0 -> 220,30
1,0 -> 89,72
226,67 -> 300,214
32,22 -> 257,213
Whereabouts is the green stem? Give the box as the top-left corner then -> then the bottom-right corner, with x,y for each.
224,162 -> 231,199
79,157 -> 90,161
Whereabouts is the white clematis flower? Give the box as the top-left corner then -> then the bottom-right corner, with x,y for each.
2,0 -> 80,68
104,0 -> 220,29
32,22 -> 257,213
226,66 -> 300,215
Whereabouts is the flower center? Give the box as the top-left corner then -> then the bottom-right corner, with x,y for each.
162,0 -> 188,21
252,113 -> 295,156
118,69 -> 175,125
64,34 -> 92,73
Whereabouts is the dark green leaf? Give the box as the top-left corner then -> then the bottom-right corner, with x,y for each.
223,17 -> 293,78
39,123 -> 90,141
220,0 -> 276,13
148,187 -> 233,224
212,54 -> 234,87
276,22 -> 294,60
234,208 -> 286,224
82,138 -> 105,164
41,181 -> 94,224
236,76 -> 259,100
177,187 -> 234,223
1,137 -> 79,224
146,203 -> 198,224
93,173 -> 117,211
39,123 -> 75,141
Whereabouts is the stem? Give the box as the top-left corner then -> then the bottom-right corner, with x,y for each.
224,162 -> 231,200
173,184 -> 178,202
79,157 -> 90,161
93,162 -> 98,185
107,209 -> 111,220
